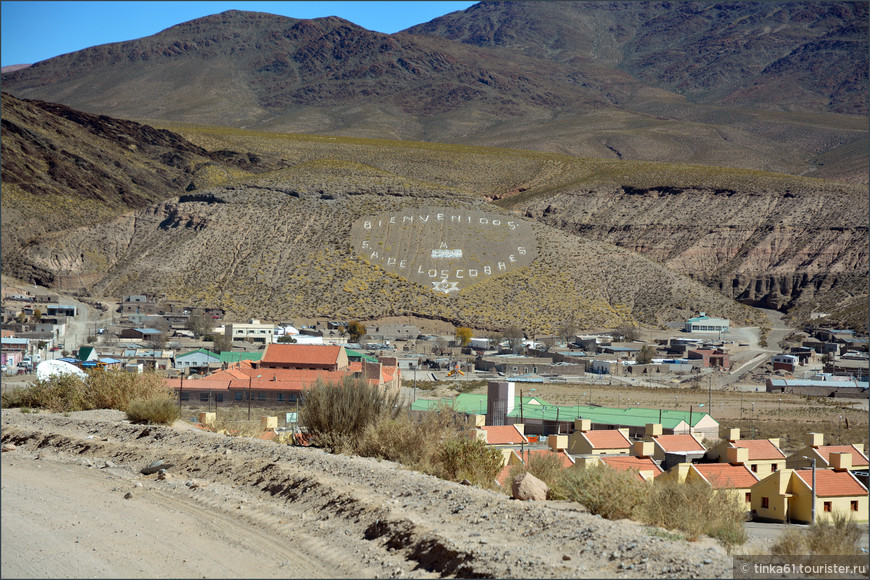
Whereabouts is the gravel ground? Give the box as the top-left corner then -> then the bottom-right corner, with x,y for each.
1,408 -> 734,578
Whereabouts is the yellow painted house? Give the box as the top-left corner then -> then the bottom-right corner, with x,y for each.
785,433 -> 869,471
708,428 -> 786,478
568,419 -> 632,455
750,452 -> 869,524
658,455 -> 759,512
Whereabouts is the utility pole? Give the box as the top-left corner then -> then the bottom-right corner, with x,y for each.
708,375 -> 712,413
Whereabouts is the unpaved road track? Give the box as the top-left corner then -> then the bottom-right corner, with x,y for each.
1,409 -> 733,579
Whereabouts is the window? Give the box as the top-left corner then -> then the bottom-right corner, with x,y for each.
180,392 -> 190,401
745,492 -> 751,503
235,392 -> 243,401
851,501 -> 859,512
771,464 -> 778,472
824,502 -> 832,513
199,393 -> 209,402
215,394 -> 223,403
751,464 -> 758,473
258,393 -> 266,401
277,393 -> 284,402
761,497 -> 769,509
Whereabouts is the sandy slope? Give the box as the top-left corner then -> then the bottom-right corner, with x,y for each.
1,409 -> 732,579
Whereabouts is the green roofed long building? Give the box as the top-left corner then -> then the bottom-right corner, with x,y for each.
412,393 -> 718,439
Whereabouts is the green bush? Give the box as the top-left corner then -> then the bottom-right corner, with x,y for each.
125,397 -> 181,425
639,478 -> 747,549
298,376 -> 402,453
436,438 -> 504,488
559,463 -> 650,519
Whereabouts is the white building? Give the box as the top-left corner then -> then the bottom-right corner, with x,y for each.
225,319 -> 275,344
685,312 -> 729,334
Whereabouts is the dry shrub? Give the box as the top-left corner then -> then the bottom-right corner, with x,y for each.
436,438 -> 504,489
509,451 -> 570,499
299,376 -> 402,453
640,478 -> 747,549
210,406 -> 269,438
559,464 -> 650,519
772,513 -> 864,555
126,397 -> 180,425
358,408 -> 465,472
1,372 -> 175,413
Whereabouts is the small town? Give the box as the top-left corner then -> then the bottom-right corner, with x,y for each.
3,288 -> 867,542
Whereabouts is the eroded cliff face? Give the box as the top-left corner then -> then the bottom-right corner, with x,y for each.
515,184 -> 868,312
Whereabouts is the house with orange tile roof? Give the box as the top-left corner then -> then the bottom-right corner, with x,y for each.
574,441 -> 662,482
785,433 -> 868,472
708,428 -> 786,478
642,423 -> 707,467
659,459 -> 759,511
568,419 -> 632,455
751,452 -> 869,523
472,424 -> 529,446
167,346 -> 400,405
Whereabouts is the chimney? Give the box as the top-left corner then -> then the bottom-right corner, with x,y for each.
727,428 -> 740,442
830,452 -> 852,471
578,456 -> 601,469
633,441 -> 654,458
575,418 -> 591,432
548,434 -> 568,452
805,433 -> 824,448
726,446 -> 749,465
672,462 -> 691,482
469,428 -> 487,442
470,414 -> 486,427
645,423 -> 663,440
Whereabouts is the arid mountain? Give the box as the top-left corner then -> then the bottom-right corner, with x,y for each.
1,4 -> 866,182
0,93 -> 282,282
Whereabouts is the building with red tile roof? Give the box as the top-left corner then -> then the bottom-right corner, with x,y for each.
260,344 -> 348,370
478,425 -> 529,445
708,428 -> 786,478
568,420 -> 632,455
751,461 -> 868,524
785,433 -> 869,471
659,462 -> 759,511
598,456 -> 662,482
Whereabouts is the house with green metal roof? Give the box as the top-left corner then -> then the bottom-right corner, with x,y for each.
218,351 -> 263,365
77,346 -> 98,362
684,312 -> 729,334
175,349 -> 220,371
344,348 -> 378,364
411,393 -> 718,439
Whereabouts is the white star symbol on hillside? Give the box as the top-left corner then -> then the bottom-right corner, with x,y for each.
431,279 -> 459,294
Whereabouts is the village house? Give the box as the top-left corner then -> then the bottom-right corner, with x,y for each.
750,453 -> 869,524
785,433 -> 869,472
568,419 -> 632,455
684,313 -> 729,334
687,348 -> 731,369
575,442 -> 663,482
707,428 -> 786,478
225,319 -> 276,344
658,459 -> 759,512
643,423 -> 707,469
168,344 -> 400,405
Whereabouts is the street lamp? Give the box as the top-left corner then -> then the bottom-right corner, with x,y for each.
801,456 -> 816,523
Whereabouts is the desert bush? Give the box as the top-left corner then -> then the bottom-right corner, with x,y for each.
639,478 -> 747,549
299,376 -> 402,453
559,464 -> 650,519
0,372 -> 176,413
126,397 -> 181,425
436,438 -> 504,488
772,513 -> 863,555
358,408 -> 466,472
209,406 -> 267,438
509,451 -> 569,499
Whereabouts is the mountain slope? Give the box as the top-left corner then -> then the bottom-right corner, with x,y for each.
2,6 -> 866,182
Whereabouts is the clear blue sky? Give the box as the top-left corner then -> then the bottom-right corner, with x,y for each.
0,1 -> 477,67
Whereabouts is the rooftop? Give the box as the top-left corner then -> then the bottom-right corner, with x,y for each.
794,469 -> 868,497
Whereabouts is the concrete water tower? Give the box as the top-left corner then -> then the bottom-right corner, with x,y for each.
487,381 -> 515,426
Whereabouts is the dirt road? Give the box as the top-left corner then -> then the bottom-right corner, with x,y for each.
1,409 -> 733,579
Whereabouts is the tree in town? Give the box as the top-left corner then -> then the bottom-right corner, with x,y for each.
348,321 -> 366,343
616,324 -> 641,342
455,327 -> 473,347
636,344 -> 657,365
186,312 -> 213,338
504,325 -> 525,354
212,331 -> 233,353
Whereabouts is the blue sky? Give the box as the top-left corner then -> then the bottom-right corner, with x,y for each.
0,1 -> 478,67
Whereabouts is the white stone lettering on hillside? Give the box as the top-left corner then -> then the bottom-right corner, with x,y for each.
350,207 -> 538,294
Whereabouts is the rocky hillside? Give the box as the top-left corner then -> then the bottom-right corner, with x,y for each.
0,92 -> 285,279
2,4 -> 866,182
10,173 -> 762,332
